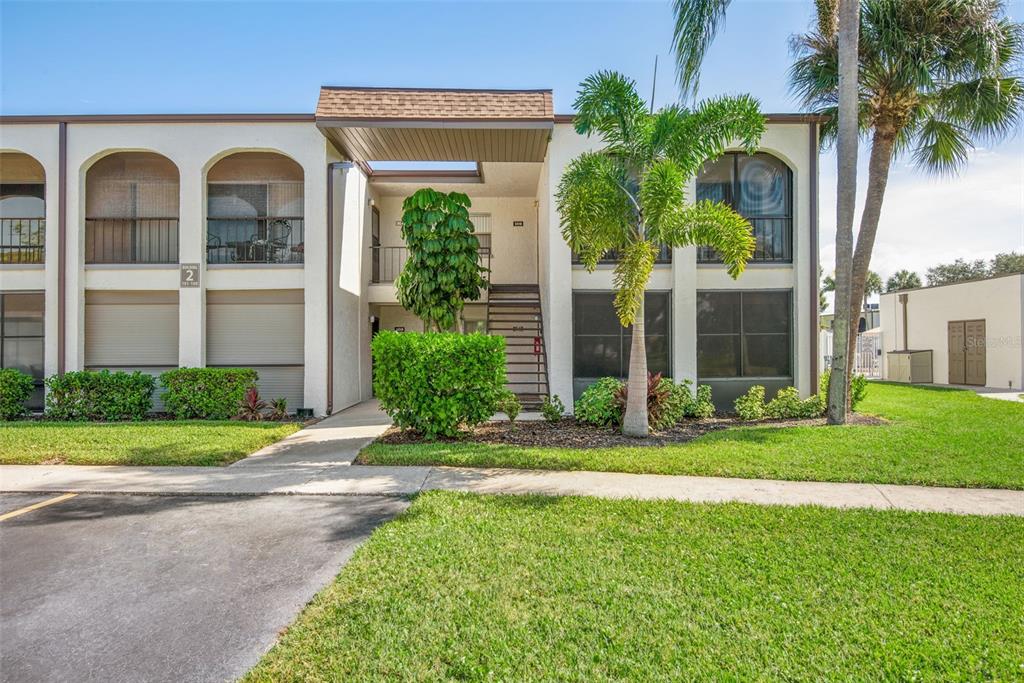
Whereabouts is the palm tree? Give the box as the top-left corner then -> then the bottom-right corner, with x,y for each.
673,0 -> 862,424
885,269 -> 922,292
791,0 -> 1024,390
557,71 -> 762,437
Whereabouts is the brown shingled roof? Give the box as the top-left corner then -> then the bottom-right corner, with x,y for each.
316,86 -> 554,122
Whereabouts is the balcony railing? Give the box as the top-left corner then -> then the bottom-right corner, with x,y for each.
1,218 -> 45,264
698,216 -> 792,264
207,217 -> 304,265
370,245 -> 491,284
85,218 -> 179,264
572,243 -> 672,266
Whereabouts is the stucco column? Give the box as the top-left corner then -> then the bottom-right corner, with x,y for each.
177,162 -> 204,367
544,186 -> 573,405
303,156 -> 329,415
672,244 -> 698,386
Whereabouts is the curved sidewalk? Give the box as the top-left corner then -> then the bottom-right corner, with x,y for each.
2,401 -> 1021,517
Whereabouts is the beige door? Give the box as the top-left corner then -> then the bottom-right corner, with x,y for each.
948,321 -> 966,385
964,319 -> 986,386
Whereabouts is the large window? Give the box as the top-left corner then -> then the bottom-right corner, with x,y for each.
1,152 -> 46,264
697,290 -> 791,378
1,292 -> 44,409
207,153 -> 304,265
573,291 -> 671,393
696,152 -> 792,263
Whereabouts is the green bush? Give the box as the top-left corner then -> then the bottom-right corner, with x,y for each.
734,385 -> 767,421
497,390 -> 521,423
691,385 -> 716,419
765,386 -> 824,420
160,367 -> 258,420
0,368 -> 35,420
574,377 -> 624,428
541,395 -> 565,422
659,379 -> 694,426
613,373 -> 675,431
819,369 -> 869,411
45,370 -> 155,421
372,331 -> 506,438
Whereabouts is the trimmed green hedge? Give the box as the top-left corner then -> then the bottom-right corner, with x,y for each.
159,367 -> 258,420
45,370 -> 155,421
372,331 -> 506,438
0,368 -> 35,420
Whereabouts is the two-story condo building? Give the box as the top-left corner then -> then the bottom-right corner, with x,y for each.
0,86 -> 822,414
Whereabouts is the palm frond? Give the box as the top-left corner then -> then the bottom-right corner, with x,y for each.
659,200 -> 755,278
612,240 -> 658,327
911,118 -> 972,174
672,0 -> 733,98
639,158 -> 686,244
573,71 -> 650,156
555,152 -> 635,270
661,94 -> 766,176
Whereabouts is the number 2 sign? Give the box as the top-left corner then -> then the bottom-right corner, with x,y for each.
180,263 -> 200,288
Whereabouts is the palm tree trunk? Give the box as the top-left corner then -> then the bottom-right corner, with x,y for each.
622,295 -> 649,438
826,0 -> 860,425
844,129 -> 897,386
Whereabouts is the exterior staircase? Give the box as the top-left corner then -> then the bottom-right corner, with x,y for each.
486,284 -> 549,410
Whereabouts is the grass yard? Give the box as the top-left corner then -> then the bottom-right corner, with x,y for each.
0,420 -> 302,466
360,383 -> 1024,489
246,492 -> 1024,682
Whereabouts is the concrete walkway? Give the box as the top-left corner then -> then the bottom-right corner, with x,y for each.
2,400 -> 1022,517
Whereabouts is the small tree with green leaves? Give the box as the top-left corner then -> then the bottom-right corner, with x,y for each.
557,71 -> 762,437
396,188 -> 488,332
886,269 -> 922,292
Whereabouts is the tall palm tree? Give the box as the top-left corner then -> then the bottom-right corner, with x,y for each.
791,0 -> 1024,385
673,0 -> 862,424
557,71 -> 762,437
885,269 -> 922,292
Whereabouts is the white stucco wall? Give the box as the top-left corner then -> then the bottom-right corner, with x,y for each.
879,275 -> 1024,389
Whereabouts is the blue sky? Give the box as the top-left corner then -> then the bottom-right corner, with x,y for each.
2,0 -> 1022,293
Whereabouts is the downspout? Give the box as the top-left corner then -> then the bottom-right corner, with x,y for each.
326,162 -> 338,415
57,121 -> 67,376
808,121 -> 819,385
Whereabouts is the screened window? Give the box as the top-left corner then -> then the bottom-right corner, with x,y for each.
697,290 -> 791,378
207,153 -> 304,264
1,292 -> 45,409
1,151 -> 46,264
696,152 -> 792,262
573,291 -> 671,382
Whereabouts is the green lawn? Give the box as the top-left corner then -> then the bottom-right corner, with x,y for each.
246,492 -> 1024,682
360,383 -> 1024,489
0,420 -> 302,466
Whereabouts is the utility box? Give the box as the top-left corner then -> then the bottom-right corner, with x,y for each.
886,350 -> 933,384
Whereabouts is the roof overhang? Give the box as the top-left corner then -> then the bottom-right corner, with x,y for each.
315,87 -> 553,163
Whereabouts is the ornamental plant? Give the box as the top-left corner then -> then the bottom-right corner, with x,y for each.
372,331 -> 506,438
734,385 -> 767,421
396,188 -> 489,332
557,71 -> 762,436
540,395 -> 566,423
574,377 -> 625,428
159,367 -> 258,420
45,370 -> 155,421
0,368 -> 35,420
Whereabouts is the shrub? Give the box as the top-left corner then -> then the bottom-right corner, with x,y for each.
45,370 -> 155,421
614,373 -> 684,431
691,385 -> 716,419
734,385 -> 767,421
235,387 -> 267,421
160,368 -> 258,420
574,377 -> 624,428
268,397 -> 288,421
765,386 -> 823,420
372,331 -> 506,438
818,369 -> 869,411
540,395 -> 565,422
0,368 -> 35,420
497,390 -> 521,423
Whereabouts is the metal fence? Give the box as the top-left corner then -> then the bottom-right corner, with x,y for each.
370,245 -> 491,284
85,218 -> 179,264
698,216 -> 792,263
1,218 -> 45,264
207,217 -> 304,264
819,329 -> 882,379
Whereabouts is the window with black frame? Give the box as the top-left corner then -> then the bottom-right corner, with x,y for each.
1,292 -> 45,410
572,291 -> 671,396
696,152 -> 792,263
697,290 -> 792,378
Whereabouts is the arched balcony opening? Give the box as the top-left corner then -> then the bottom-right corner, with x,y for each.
696,152 -> 793,263
206,152 -> 304,265
0,152 -> 46,264
85,152 -> 180,264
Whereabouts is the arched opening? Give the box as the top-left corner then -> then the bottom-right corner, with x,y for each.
1,151 -> 46,264
696,152 -> 793,263
206,152 -> 304,264
85,152 -> 180,264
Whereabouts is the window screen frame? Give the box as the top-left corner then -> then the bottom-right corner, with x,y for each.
696,289 -> 794,380
571,290 -> 673,382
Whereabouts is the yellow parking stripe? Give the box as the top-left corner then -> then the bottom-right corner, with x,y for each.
0,493 -> 78,522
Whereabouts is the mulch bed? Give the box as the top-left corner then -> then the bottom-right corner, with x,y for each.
376,413 -> 886,449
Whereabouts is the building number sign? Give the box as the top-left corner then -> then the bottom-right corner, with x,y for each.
180,263 -> 200,288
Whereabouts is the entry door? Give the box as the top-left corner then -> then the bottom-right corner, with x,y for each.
964,319 -> 986,386
948,321 -> 966,385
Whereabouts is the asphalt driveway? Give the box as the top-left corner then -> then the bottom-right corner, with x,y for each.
0,492 -> 407,683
